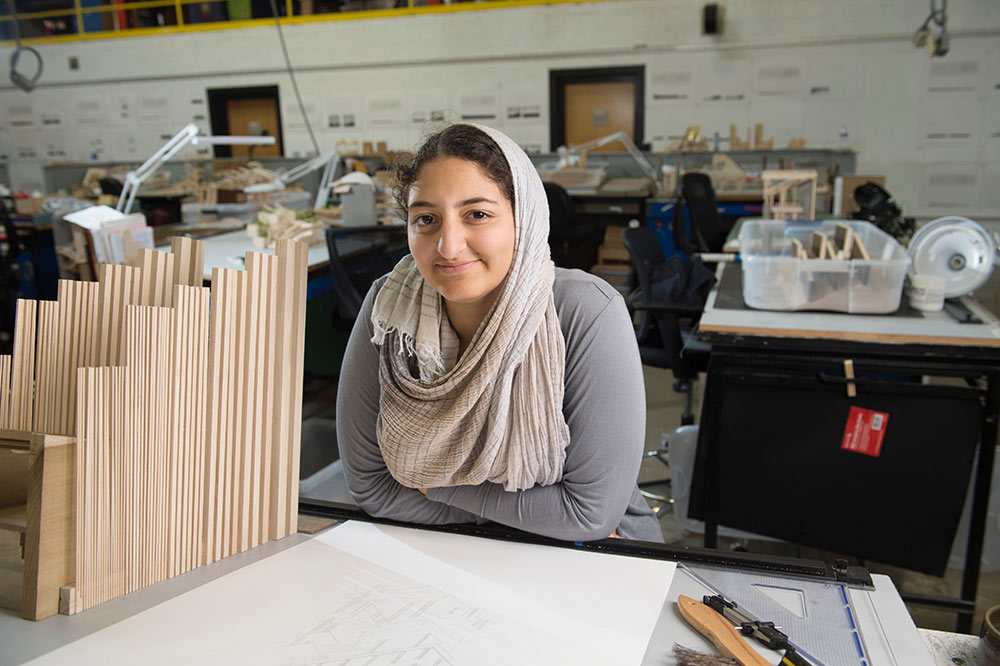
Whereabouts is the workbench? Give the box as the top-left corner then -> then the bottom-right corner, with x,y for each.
691,262 -> 1000,633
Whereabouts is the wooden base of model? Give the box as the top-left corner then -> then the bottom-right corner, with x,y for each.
0,236 -> 308,620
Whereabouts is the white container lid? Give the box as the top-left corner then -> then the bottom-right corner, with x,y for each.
908,216 -> 997,298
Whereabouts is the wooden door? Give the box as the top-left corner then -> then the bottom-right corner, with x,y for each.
225,98 -> 281,158
563,81 -> 635,151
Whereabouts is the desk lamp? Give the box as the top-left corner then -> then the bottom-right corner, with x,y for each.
556,130 -> 659,193
116,123 -> 277,215
243,150 -> 341,211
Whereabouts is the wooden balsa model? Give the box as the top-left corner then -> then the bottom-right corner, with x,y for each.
761,169 -> 819,221
0,236 -> 308,620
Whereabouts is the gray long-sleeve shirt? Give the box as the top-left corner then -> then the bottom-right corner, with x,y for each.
336,267 -> 663,543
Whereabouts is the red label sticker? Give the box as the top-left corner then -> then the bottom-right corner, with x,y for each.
841,406 -> 889,458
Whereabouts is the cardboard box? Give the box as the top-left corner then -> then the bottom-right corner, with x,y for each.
14,197 -> 44,216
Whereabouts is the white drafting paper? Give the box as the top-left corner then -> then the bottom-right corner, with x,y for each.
64,205 -> 126,230
108,225 -> 154,265
26,522 -> 675,666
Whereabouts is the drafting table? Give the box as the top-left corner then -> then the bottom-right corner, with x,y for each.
0,514 -> 938,666
692,262 -> 1000,633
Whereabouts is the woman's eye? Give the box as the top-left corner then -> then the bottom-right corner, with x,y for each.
413,214 -> 435,226
469,210 -> 489,220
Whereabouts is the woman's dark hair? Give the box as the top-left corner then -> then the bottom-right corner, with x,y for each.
392,124 -> 515,218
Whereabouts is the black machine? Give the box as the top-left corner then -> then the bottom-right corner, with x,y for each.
850,182 -> 915,244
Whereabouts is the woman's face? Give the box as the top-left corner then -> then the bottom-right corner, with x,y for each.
406,156 -> 516,311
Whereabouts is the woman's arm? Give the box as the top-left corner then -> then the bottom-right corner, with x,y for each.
337,281 -> 482,525
426,288 -> 646,541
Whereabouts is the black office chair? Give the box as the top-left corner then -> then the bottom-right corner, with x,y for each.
325,225 -> 409,330
544,181 -> 605,270
673,172 -> 732,257
623,225 -> 711,426
622,225 -> 712,516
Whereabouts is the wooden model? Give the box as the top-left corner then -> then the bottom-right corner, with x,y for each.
762,169 -> 819,220
0,236 -> 308,620
708,153 -> 748,193
729,124 -> 750,151
753,123 -> 773,150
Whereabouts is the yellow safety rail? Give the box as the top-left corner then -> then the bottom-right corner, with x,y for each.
0,0 -> 613,46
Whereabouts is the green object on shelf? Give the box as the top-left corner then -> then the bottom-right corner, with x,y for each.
227,0 -> 252,21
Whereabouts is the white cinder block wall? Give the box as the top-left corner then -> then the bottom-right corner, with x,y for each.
1,0 -> 998,221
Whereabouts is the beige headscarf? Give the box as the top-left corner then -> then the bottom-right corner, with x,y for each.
370,124 -> 570,492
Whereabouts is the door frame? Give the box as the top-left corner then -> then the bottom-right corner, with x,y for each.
548,66 -> 646,152
207,85 -> 284,158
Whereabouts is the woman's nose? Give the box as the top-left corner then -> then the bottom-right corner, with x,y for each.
437,217 -> 466,259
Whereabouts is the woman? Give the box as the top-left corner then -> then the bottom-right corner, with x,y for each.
336,123 -> 661,542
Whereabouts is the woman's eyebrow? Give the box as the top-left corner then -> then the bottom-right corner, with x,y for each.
457,197 -> 500,207
409,197 -> 500,209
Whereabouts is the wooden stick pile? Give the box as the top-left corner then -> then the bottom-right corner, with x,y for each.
0,236 -> 308,615
248,204 -> 326,249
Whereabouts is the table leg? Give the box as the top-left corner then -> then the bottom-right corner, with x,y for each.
959,372 -> 1000,634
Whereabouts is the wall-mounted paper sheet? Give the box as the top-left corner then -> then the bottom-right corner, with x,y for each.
5,99 -> 35,130
75,95 -> 107,127
284,95 -> 320,132
649,58 -> 697,104
408,88 -> 450,126
322,93 -> 361,132
753,60 -> 804,99
365,90 -> 405,129
25,522 -> 676,666
455,87 -> 498,122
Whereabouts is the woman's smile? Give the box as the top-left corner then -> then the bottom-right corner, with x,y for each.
436,259 -> 481,274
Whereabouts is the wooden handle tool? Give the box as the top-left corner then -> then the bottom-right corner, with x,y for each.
677,595 -> 774,666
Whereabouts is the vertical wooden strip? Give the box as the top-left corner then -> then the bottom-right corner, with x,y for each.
111,367 -> 122,600
75,366 -> 89,610
55,281 -> 71,435
230,270 -> 248,553
11,299 -> 37,431
271,240 -> 308,538
170,236 -> 206,288
32,302 -> 57,433
244,255 -> 265,550
125,306 -> 140,594
257,255 -> 278,545
203,269 -> 225,564
96,264 -> 141,367
138,249 -> 177,308
0,355 -> 11,429
219,270 -> 238,559
192,288 -> 210,568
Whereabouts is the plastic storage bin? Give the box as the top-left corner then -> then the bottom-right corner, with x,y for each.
739,219 -> 910,313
